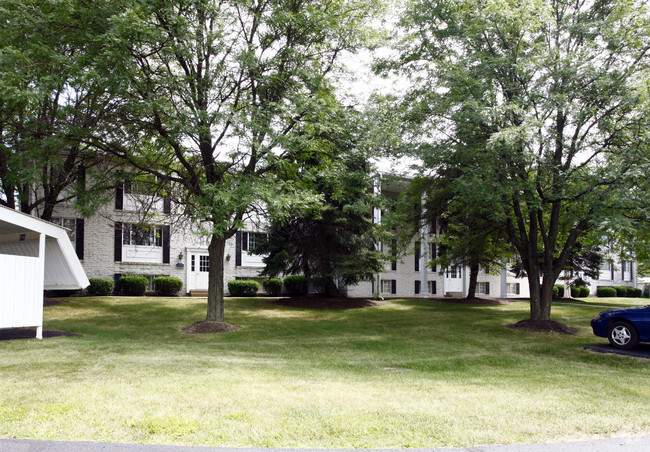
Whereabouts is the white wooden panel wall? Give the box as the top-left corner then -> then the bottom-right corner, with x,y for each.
0,254 -> 43,329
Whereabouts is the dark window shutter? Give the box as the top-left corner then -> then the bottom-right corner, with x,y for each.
415,280 -> 420,294
391,280 -> 396,294
516,283 -> 520,295
431,280 -> 436,294
391,239 -> 397,271
114,222 -> 122,261
431,243 -> 437,259
415,241 -> 420,272
242,232 -> 249,251
235,231 -> 242,266
162,225 -> 171,263
75,219 -> 84,260
163,197 -> 171,215
114,273 -> 122,293
115,184 -> 123,210
77,165 -> 86,190
485,282 -> 490,295
371,280 -> 375,294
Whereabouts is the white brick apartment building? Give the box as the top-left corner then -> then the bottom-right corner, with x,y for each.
45,175 -> 637,299
42,174 -> 535,299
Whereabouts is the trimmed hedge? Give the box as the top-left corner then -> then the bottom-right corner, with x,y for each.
263,278 -> 283,296
570,286 -> 581,298
120,275 -> 148,296
579,286 -> 590,297
228,279 -> 259,297
632,288 -> 642,298
284,275 -> 308,296
154,276 -> 183,296
87,278 -> 114,296
614,286 -> 628,297
597,286 -> 617,297
556,284 -> 565,298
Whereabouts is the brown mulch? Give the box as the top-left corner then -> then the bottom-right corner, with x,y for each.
433,297 -> 510,306
181,321 -> 241,334
270,296 -> 384,310
506,319 -> 578,335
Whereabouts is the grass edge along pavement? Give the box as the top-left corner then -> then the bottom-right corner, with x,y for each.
0,295 -> 648,449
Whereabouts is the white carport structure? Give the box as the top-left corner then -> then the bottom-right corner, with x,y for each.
0,206 -> 89,339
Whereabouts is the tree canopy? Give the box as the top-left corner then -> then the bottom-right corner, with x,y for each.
85,0 -> 383,322
0,0 -> 124,219
255,108 -> 386,297
381,0 -> 650,320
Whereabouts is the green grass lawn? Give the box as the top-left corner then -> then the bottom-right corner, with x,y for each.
1,296 -> 649,448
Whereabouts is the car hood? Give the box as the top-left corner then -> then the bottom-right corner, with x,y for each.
599,305 -> 650,317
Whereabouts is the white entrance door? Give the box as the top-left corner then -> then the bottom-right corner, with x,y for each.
446,265 -> 463,293
189,253 -> 210,291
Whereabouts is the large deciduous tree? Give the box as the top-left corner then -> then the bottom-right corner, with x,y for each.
0,0 -> 123,220
384,0 -> 650,320
93,0 -> 382,323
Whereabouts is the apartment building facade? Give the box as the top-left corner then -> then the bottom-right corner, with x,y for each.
44,174 -> 636,299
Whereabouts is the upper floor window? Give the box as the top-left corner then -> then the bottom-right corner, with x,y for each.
246,232 -> 268,252
50,218 -> 77,249
122,224 -> 162,247
476,282 -> 490,295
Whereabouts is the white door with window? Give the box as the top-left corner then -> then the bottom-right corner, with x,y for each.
446,265 -> 463,293
189,253 -> 210,291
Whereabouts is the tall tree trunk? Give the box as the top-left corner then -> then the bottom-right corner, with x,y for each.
324,276 -> 340,298
206,234 -> 226,321
466,262 -> 479,299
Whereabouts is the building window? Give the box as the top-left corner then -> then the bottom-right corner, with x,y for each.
199,255 -> 210,272
50,218 -> 76,247
448,265 -> 461,278
381,279 -> 396,294
122,224 -> 162,247
507,283 -> 521,295
428,280 -> 436,294
476,282 -> 490,295
381,279 -> 392,293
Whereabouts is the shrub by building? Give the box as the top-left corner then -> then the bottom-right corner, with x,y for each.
120,275 -> 149,296
228,280 -> 259,297
263,278 -> 283,296
597,286 -> 617,297
87,278 -> 114,296
154,276 -> 183,296
284,275 -> 308,296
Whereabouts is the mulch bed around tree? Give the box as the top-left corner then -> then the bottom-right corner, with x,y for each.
181,321 -> 241,334
433,297 -> 510,306
506,319 -> 578,335
270,296 -> 384,310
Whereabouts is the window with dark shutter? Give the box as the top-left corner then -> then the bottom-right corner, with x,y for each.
75,219 -> 84,260
115,184 -> 123,210
415,280 -> 420,294
162,225 -> 170,264
391,279 -> 397,294
114,222 -> 122,261
235,231 -> 242,266
415,241 -> 420,272
391,239 -> 397,271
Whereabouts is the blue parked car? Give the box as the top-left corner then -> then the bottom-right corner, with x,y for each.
591,305 -> 650,349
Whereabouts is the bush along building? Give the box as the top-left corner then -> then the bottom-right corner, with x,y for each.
41,175 -> 639,299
